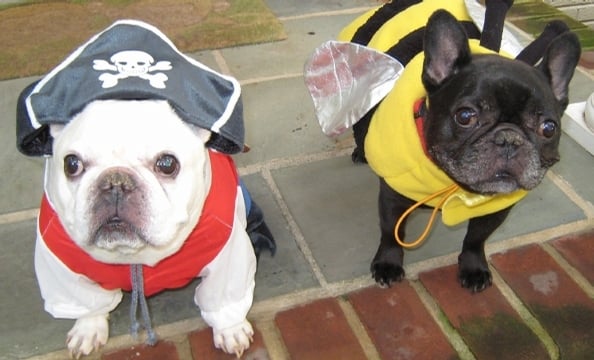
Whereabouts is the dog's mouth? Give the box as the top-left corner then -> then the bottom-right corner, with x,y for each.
460,164 -> 547,195
495,171 -> 513,180
92,216 -> 148,253
430,133 -> 550,195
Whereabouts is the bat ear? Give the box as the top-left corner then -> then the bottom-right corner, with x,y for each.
537,31 -> 581,110
422,10 -> 471,93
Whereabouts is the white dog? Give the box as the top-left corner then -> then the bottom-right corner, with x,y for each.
17,20 -> 274,358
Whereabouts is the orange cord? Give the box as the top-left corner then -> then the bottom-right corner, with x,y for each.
394,184 -> 460,249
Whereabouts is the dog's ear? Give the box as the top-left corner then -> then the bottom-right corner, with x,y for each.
49,124 -> 65,139
422,10 -> 471,93
537,31 -> 581,110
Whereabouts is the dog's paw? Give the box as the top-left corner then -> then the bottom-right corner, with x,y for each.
371,261 -> 405,287
458,251 -> 492,292
213,320 -> 254,358
66,315 -> 109,358
458,267 -> 492,292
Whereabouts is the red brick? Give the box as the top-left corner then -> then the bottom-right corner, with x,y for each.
419,264 -> 548,360
491,244 -> 594,359
275,297 -> 367,360
551,230 -> 594,285
101,340 -> 179,360
188,326 -> 268,359
348,282 -> 457,360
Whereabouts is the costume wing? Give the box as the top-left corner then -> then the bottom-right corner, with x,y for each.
304,41 -> 403,136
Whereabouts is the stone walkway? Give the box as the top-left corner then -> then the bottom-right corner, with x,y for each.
1,1 -> 593,359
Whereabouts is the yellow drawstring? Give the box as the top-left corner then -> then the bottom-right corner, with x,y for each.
394,184 -> 460,249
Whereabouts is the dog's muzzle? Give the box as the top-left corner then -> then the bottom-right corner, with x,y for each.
91,168 -> 149,251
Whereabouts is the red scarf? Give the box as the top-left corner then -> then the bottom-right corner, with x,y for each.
39,150 -> 238,297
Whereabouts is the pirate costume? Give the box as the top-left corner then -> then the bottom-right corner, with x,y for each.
17,20 -> 274,344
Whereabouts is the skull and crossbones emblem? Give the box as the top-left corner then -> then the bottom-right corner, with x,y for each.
93,50 -> 172,89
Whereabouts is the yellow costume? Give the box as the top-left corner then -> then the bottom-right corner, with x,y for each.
339,0 -> 527,226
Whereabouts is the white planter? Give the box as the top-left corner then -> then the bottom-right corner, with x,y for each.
564,99 -> 594,156
585,92 -> 594,132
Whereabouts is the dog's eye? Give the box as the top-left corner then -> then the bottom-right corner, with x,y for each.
538,120 -> 557,138
155,154 -> 179,177
454,108 -> 478,128
64,154 -> 84,177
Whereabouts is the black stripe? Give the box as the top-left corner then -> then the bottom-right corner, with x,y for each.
351,0 -> 422,45
385,21 -> 481,66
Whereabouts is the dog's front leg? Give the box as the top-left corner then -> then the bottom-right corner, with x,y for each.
67,314 -> 109,358
371,178 -> 415,286
458,206 -> 513,292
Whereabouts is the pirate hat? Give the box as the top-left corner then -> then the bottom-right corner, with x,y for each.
16,19 -> 245,156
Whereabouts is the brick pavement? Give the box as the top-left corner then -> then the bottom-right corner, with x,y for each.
97,230 -> 593,360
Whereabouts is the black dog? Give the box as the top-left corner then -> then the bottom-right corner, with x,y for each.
347,6 -> 581,292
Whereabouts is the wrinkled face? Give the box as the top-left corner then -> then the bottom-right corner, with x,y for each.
45,100 -> 212,265
425,56 -> 563,194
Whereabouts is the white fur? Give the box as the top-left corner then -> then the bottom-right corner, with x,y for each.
66,315 -> 109,358
213,320 -> 254,358
45,100 -> 211,265
39,99 -> 257,357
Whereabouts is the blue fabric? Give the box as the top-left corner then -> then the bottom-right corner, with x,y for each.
17,20 -> 245,156
239,179 -> 252,216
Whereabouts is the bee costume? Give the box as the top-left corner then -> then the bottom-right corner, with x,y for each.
305,0 -> 569,227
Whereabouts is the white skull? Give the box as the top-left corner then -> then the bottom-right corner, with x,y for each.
110,50 -> 154,76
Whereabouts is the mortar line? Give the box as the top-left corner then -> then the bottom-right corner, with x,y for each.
0,207 -> 38,224
336,297 -> 382,360
259,167 -> 329,287
547,170 -> 594,218
239,72 -> 303,86
484,218 -> 594,257
170,333 -> 194,360
250,275 -> 374,320
238,147 -> 353,176
490,267 -> 560,359
409,280 -> 475,360
255,318 -> 290,360
278,7 -> 374,21
541,242 -> 594,298
212,49 -> 232,77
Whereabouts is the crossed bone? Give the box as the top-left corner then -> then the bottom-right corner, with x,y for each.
93,56 -> 172,89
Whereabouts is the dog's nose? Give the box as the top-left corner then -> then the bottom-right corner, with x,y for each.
494,126 -> 525,158
99,169 -> 137,193
494,130 -> 524,147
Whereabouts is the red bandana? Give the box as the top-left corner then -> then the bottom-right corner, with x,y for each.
38,150 -> 239,297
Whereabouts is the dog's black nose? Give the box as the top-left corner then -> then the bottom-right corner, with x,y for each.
494,126 -> 525,159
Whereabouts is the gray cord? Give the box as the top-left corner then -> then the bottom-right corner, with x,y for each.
129,264 -> 158,345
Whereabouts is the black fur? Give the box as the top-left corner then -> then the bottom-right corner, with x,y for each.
364,10 -> 580,292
